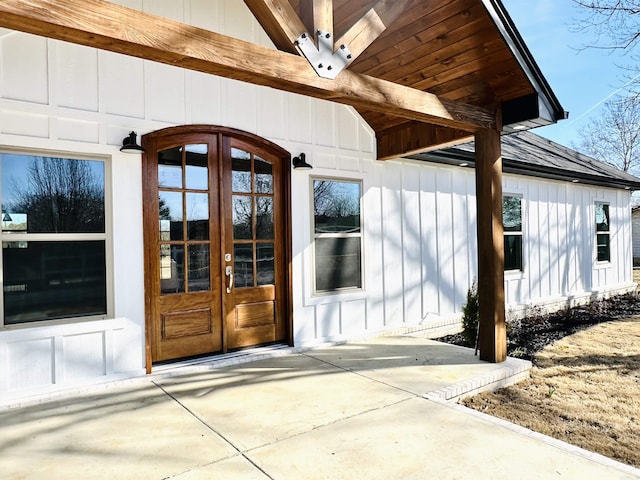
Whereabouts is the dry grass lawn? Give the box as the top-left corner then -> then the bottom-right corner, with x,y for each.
463,316 -> 640,467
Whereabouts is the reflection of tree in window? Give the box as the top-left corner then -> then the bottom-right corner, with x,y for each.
159,197 -> 171,220
233,196 -> 252,239
314,181 -> 360,233
7,157 -> 104,233
596,203 -> 610,262
256,197 -> 273,239
503,195 -> 522,271
313,180 -> 362,293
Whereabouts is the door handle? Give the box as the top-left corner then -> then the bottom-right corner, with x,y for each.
225,265 -> 234,293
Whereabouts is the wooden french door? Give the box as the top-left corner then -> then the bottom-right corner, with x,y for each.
142,126 -> 291,367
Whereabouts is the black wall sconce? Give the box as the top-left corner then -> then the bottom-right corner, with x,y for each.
292,153 -> 312,170
120,131 -> 145,153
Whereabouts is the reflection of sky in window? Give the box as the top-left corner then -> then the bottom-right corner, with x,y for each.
1,154 -> 30,207
1,153 -> 104,208
186,193 -> 208,220
336,182 -> 359,197
158,192 -> 209,221
185,144 -> 207,154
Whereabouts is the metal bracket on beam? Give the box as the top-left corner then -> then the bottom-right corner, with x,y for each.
295,30 -> 351,80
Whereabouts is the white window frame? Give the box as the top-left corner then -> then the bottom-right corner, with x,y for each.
503,194 -> 523,272
595,201 -> 611,264
0,148 -> 113,329
311,177 -> 364,296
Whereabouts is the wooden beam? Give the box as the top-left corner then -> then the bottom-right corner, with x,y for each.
474,126 -> 507,363
376,121 -> 472,160
298,0 -> 334,37
335,0 -> 412,63
311,0 -> 334,35
0,0 -> 495,132
244,0 -> 306,53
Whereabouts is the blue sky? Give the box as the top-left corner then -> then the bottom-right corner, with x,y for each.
501,0 -> 637,149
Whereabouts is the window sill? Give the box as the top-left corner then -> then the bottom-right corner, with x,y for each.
504,269 -> 526,280
594,261 -> 613,270
0,314 -> 109,331
304,288 -> 366,306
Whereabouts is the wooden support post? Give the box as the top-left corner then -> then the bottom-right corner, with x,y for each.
475,127 -> 507,363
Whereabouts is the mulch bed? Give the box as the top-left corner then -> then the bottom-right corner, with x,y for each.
436,292 -> 640,362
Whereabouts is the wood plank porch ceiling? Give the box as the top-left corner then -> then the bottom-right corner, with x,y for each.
260,0 -> 541,156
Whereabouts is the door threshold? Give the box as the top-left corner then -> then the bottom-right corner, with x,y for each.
151,343 -> 294,375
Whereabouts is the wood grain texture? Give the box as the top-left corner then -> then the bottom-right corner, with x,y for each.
474,127 -> 507,363
244,0 -> 306,53
335,0 -> 412,65
377,122 -> 472,160
0,0 -> 495,135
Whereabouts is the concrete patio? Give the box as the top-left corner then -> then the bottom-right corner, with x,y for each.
1,335 -> 639,479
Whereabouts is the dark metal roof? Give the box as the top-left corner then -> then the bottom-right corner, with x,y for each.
407,130 -> 640,191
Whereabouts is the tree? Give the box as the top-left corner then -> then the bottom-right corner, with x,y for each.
572,1 -> 640,53
572,0 -> 640,93
574,96 -> 640,173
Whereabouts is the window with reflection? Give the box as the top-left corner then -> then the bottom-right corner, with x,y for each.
503,195 -> 523,272
596,203 -> 610,262
231,148 -> 275,288
158,144 -> 211,294
1,153 -> 108,325
313,179 -> 362,293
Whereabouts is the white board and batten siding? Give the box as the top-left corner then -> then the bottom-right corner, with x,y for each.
502,176 -> 634,318
0,0 -> 634,402
0,0 -> 376,402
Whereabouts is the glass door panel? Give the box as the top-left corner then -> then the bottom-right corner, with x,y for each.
158,146 -> 183,188
160,244 -> 184,294
188,244 -> 210,292
255,157 -> 273,193
158,144 -> 211,295
186,192 -> 209,240
256,242 -> 275,286
232,196 -> 253,239
231,148 -> 251,193
185,144 -> 208,190
159,191 -> 183,241
230,149 -> 277,288
256,197 -> 274,240
233,243 -> 254,288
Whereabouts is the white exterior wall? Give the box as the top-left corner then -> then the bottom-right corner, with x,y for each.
501,176 -> 634,317
294,160 -> 480,348
294,161 -> 634,346
0,0 -> 634,402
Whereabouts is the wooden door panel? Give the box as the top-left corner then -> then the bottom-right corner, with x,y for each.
223,137 -> 286,350
235,301 -> 275,328
144,133 -> 223,363
161,308 -> 213,339
234,285 -> 275,303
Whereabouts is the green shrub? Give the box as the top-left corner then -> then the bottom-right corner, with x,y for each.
461,280 -> 479,346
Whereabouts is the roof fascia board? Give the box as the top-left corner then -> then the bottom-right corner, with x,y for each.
482,0 -> 567,123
